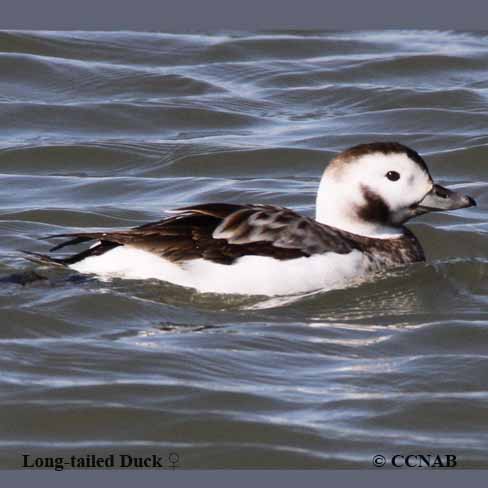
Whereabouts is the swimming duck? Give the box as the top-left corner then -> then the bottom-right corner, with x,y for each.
25,142 -> 476,296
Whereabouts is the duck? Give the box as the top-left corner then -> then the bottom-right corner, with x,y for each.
24,142 -> 476,296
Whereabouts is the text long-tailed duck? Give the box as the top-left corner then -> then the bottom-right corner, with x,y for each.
25,142 -> 476,296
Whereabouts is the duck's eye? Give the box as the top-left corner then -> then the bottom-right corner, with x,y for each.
386,171 -> 400,182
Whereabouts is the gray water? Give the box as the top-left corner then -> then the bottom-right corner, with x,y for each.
0,29 -> 487,469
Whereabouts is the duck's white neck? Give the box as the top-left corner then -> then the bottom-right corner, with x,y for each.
315,175 -> 404,239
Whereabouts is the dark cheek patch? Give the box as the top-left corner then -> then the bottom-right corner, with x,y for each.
357,185 -> 390,224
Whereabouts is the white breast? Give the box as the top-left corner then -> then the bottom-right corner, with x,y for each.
69,245 -> 372,296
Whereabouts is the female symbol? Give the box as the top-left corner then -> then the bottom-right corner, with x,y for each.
168,452 -> 180,469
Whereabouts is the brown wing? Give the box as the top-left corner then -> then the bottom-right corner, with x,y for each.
44,203 -> 358,265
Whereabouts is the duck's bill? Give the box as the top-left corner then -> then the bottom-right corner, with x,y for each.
415,184 -> 476,214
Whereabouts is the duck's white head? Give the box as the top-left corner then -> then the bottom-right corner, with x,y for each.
316,142 -> 476,238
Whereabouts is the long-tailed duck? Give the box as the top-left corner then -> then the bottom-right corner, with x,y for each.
24,142 -> 476,296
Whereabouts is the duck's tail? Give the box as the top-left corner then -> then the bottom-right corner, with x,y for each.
20,236 -> 120,267
20,250 -> 68,267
